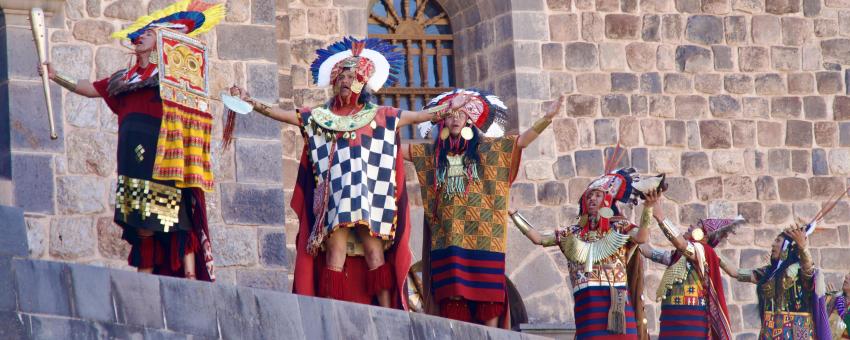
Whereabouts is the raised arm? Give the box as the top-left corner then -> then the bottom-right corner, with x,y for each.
640,244 -> 673,265
397,92 -> 473,127
644,189 -> 693,259
39,62 -> 100,98
517,94 -> 565,149
230,86 -> 299,126
785,226 -> 815,279
509,211 -> 558,247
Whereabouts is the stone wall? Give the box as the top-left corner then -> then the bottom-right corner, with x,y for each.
1,0 -> 290,292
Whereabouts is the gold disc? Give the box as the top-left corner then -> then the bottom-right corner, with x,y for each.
460,126 -> 473,140
599,207 -> 614,219
691,228 -> 705,241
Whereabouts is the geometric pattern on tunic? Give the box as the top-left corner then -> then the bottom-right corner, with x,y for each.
303,106 -> 399,238
411,136 -> 518,253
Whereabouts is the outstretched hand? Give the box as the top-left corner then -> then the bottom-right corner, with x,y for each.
448,92 -> 473,111
544,94 -> 566,120
784,224 -> 808,249
229,85 -> 253,103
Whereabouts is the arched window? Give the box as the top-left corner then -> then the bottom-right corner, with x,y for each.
368,0 -> 455,138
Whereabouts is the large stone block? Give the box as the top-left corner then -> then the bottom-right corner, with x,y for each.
766,0 -> 802,13
0,206 -> 27,257
211,226 -> 258,266
0,311 -> 25,339
724,74 -> 753,94
772,47 -> 801,71
732,120 -> 756,147
213,285 -> 261,339
574,149 -> 604,176
813,149 -> 830,176
699,120 -> 732,149
815,71 -> 843,94
791,149 -> 810,173
370,307 -> 413,340
57,176 -> 107,215
49,216 -> 95,260
67,130 -> 116,177
724,175 -> 756,200
565,94 -> 598,117
605,14 -> 641,39
549,13 -> 579,42
160,277 -> 217,337
725,16 -> 748,44
821,39 -> 850,64
665,74 -> 694,94
836,96 -> 850,120
111,270 -> 162,328
641,72 -> 662,93
8,82 -> 65,153
788,73 -> 814,94
781,17 -> 812,46
27,316 -> 99,339
73,20 -> 114,45
96,217 -> 129,260
686,15 -> 724,45
743,97 -> 769,118
675,45 -> 712,73
13,259 -> 71,316
696,73 -> 723,94
739,47 -> 770,72
675,95 -> 708,119
104,0 -> 145,19
756,74 -> 787,96
564,42 -> 598,71
236,268 -> 289,292
68,263 -> 113,322
768,149 -> 792,175
235,139 -> 283,184
220,183 -> 285,225
709,95 -> 741,118
625,42 -> 656,71
259,228 -> 287,267
217,25 -> 277,62
665,120 -> 687,146
785,120 -> 813,147
11,153 -> 54,214
777,177 -> 809,201
296,295 -> 340,339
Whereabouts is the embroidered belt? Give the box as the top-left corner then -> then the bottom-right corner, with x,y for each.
115,175 -> 181,232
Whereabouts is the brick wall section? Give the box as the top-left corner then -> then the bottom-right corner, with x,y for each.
6,0 -> 290,292
498,0 -> 850,335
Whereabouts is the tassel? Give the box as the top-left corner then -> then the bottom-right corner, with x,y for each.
222,108 -> 236,151
366,263 -> 394,295
607,286 -> 627,334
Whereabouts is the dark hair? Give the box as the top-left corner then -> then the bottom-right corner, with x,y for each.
435,125 -> 481,172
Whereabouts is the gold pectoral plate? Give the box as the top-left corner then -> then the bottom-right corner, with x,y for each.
561,230 -> 630,273
309,103 -> 379,132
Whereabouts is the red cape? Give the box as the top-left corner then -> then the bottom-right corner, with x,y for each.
291,139 -> 412,309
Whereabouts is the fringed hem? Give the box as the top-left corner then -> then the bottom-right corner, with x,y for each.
319,267 -> 347,300
366,263 -> 394,295
475,301 -> 505,322
440,299 -> 472,322
127,229 -> 198,273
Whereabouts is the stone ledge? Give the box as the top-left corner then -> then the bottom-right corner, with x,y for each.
1,257 -> 544,339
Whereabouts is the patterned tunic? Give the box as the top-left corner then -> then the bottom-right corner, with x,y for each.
300,104 -> 401,245
652,250 -> 710,339
410,136 -> 520,303
557,221 -> 639,340
754,264 -> 816,340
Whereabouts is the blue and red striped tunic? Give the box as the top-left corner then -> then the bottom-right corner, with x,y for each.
574,285 -> 639,340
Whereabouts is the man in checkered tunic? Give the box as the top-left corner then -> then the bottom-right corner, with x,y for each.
405,89 -> 564,327
231,37 -> 472,309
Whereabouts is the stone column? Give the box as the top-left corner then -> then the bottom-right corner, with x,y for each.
0,0 -> 66,210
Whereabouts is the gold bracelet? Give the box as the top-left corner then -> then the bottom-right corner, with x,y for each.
53,74 -> 77,91
531,117 -> 551,134
659,218 -> 679,242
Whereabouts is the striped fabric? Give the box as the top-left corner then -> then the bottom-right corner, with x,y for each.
574,285 -> 639,340
152,102 -> 214,192
659,304 -> 709,339
430,246 -> 506,303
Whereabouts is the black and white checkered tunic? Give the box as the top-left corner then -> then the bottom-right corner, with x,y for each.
303,107 -> 399,239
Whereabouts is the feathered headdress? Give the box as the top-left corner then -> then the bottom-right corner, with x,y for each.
112,0 -> 226,41
417,88 -> 509,138
310,37 -> 404,92
687,215 -> 746,247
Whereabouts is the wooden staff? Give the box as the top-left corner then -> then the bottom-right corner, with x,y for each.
29,8 -> 58,140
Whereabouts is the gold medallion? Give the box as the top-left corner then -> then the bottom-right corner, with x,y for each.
460,126 -> 473,140
691,228 -> 704,241
440,127 -> 450,140
599,207 -> 614,219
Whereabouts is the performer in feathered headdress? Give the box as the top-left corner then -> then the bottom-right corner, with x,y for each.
511,146 -> 663,339
718,190 -> 846,340
402,89 -> 563,327
228,37 -> 474,309
639,189 -> 745,340
37,0 -> 224,280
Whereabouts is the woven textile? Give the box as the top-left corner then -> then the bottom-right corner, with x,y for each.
411,136 -> 519,303
574,285 -> 639,340
152,103 -> 214,191
301,104 -> 400,241
659,304 -> 709,339
760,311 -> 815,340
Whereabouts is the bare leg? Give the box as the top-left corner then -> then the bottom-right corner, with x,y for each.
183,251 -> 196,280
137,229 -> 154,274
325,228 -> 349,271
357,227 -> 391,307
483,317 -> 499,328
